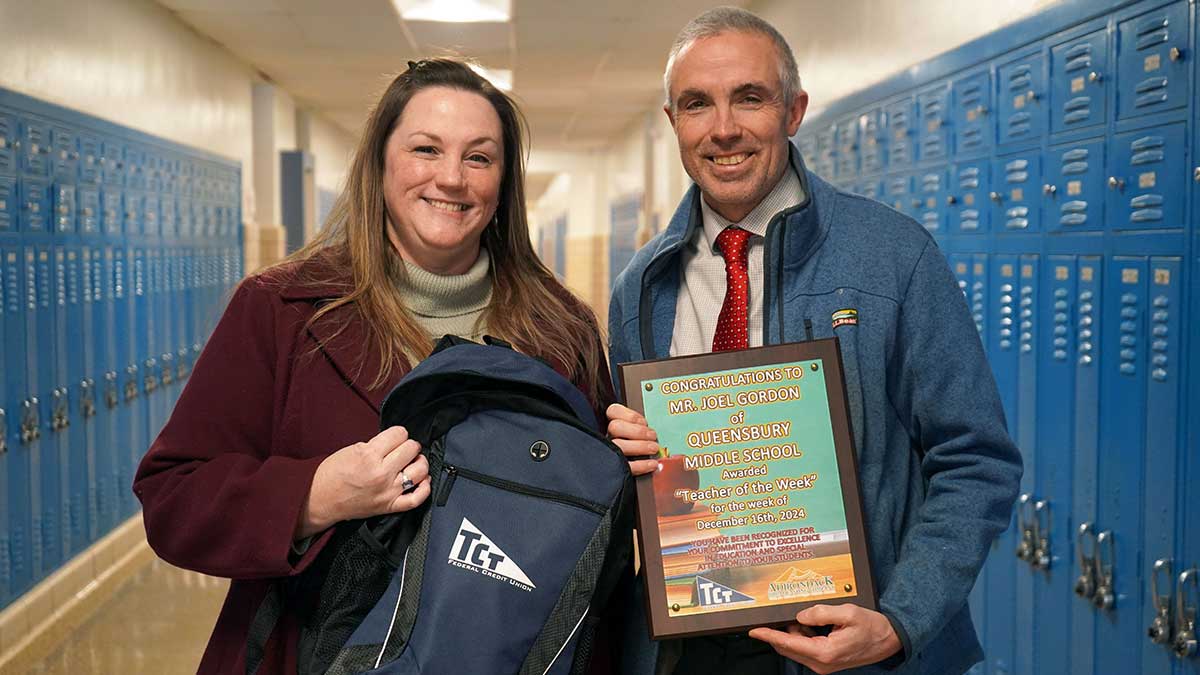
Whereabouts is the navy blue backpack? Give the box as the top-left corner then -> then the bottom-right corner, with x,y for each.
246,336 -> 635,675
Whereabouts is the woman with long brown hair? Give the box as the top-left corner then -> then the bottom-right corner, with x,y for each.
132,58 -> 614,673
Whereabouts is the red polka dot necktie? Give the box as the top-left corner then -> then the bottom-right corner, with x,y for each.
712,226 -> 752,352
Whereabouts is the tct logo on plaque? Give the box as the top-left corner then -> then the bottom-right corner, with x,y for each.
619,338 -> 876,639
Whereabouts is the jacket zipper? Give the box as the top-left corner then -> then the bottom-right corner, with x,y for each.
434,464 -> 606,515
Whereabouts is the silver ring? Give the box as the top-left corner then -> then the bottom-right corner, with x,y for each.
400,472 -> 415,493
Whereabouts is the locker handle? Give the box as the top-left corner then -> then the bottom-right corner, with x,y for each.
1093,530 -> 1116,610
0,408 -> 6,454
1107,177 -> 1125,190
124,365 -> 140,402
51,387 -> 69,431
1148,558 -> 1174,645
1088,71 -> 1102,83
1075,522 -> 1097,600
104,371 -> 119,409
1168,47 -> 1183,62
1043,184 -> 1057,196
1175,569 -> 1199,658
1031,499 -> 1051,570
80,379 -> 97,419
20,397 -> 41,443
1016,494 -> 1035,562
1193,167 -> 1199,183
989,191 -> 1003,203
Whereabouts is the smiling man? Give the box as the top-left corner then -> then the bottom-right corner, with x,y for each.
605,7 -> 1022,675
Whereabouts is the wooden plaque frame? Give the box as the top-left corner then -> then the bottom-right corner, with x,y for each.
618,338 -> 876,639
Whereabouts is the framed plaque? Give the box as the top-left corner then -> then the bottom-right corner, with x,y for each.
618,338 -> 876,640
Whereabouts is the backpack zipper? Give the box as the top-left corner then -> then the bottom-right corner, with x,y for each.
434,464 -> 606,515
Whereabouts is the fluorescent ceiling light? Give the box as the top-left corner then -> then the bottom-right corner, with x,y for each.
393,0 -> 511,23
469,64 -> 513,91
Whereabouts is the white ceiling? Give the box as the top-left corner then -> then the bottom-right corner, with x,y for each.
157,0 -> 750,152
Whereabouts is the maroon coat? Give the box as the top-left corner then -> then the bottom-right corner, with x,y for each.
133,257 -> 615,674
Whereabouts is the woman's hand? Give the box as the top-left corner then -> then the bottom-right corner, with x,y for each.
296,426 -> 431,539
606,403 -> 661,476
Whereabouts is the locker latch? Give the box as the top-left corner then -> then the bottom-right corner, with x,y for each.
160,353 -> 174,386
176,347 -> 190,380
1176,569 -> 1199,659
124,365 -> 140,402
143,358 -> 159,394
0,408 -> 7,454
1016,494 -> 1036,563
1107,176 -> 1126,191
1031,499 -> 1051,570
1074,522 -> 1097,600
104,371 -> 119,409
1148,558 -> 1174,645
50,387 -> 69,431
20,398 -> 41,443
1093,530 -> 1116,610
80,379 -> 97,419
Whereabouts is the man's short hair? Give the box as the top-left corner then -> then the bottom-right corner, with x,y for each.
662,6 -> 802,112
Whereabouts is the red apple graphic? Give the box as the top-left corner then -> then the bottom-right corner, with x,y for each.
654,452 -> 700,516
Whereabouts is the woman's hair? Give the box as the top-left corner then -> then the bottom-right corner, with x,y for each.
276,58 -> 603,395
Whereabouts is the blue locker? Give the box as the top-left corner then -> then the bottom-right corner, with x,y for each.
21,178 -> 50,233
1140,258 -> 1182,673
1,245 -> 33,599
49,124 -> 78,184
77,133 -> 101,186
917,83 -> 951,162
113,247 -> 140,517
25,245 -> 56,576
0,177 -> 15,231
61,246 -> 90,555
859,107 -> 885,174
19,117 -> 50,178
986,254 -> 1020,675
47,248 -> 72,566
93,246 -> 118,535
835,115 -> 859,178
143,192 -> 160,238
1013,256 -> 1039,675
51,183 -> 75,235
885,96 -> 917,169
1051,29 -> 1110,134
0,245 -> 10,603
133,246 -> 156,494
99,188 -> 120,236
1095,257 -> 1149,675
992,152 -> 1043,232
77,186 -> 99,235
950,160 -> 990,233
1070,257 -> 1101,675
123,190 -> 143,236
124,145 -> 146,192
1116,1 -> 1189,120
952,70 -> 993,155
1032,256 -> 1077,675
100,138 -> 123,188
917,166 -> 948,233
1044,138 -> 1106,232
1107,123 -> 1187,230
998,52 -> 1048,144
971,255 -> 988,338
160,194 -> 176,239
0,112 -> 16,175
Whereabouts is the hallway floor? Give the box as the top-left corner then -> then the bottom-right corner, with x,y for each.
23,559 -> 227,674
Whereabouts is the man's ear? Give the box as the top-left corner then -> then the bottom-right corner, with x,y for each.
663,103 -> 676,128
785,89 -> 809,136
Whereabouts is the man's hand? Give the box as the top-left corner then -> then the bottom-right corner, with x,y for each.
605,403 -> 661,476
748,604 -> 902,674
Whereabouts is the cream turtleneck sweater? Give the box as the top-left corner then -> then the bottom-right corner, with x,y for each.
398,248 -> 493,350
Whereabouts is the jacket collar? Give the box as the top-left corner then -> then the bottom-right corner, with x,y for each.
273,254 -> 406,415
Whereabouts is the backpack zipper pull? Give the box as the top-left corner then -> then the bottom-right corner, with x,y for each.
435,465 -> 458,507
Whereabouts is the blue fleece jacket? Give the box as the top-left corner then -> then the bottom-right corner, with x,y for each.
607,145 -> 1022,675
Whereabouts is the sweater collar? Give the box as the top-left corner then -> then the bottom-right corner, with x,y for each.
397,248 -> 492,318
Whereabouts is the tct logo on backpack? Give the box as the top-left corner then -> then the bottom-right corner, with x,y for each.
448,517 -> 536,592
